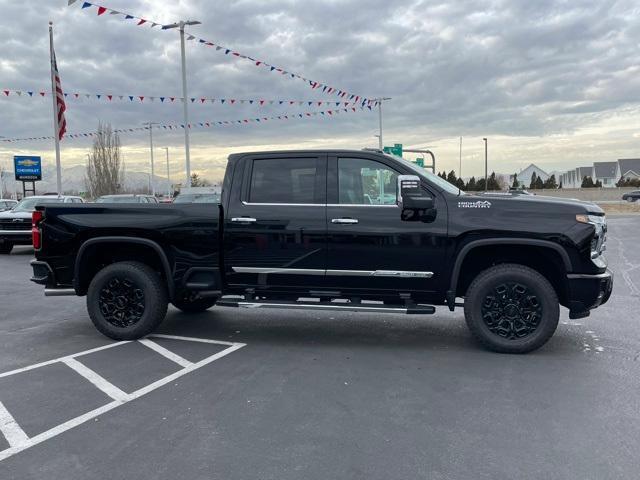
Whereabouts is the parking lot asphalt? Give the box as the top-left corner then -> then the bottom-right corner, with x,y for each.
0,216 -> 639,480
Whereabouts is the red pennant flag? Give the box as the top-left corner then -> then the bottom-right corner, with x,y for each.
256,61 -> 262,66
107,95 -> 113,101
230,99 -> 236,104
2,90 -> 8,96
139,96 -> 144,102
170,97 -> 175,102
97,6 -> 106,15
328,110 -> 333,115
259,100 -> 265,106
74,93 -> 79,98
137,19 -> 147,26
39,92 -> 45,96
233,52 -> 240,56
200,98 -> 206,103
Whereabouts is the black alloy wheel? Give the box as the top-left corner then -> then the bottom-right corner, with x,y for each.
98,277 -> 146,328
481,282 -> 543,340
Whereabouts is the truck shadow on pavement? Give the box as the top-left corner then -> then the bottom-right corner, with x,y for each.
157,306 -> 584,356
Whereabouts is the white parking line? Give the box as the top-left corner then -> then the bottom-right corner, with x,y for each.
149,333 -> 236,346
62,358 -> 130,403
0,341 -> 130,379
0,402 -> 29,449
0,335 -> 246,462
138,339 -> 192,368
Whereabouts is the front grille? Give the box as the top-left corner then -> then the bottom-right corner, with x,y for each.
0,220 -> 30,231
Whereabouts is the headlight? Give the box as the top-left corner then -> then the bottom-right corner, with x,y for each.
576,214 -> 607,259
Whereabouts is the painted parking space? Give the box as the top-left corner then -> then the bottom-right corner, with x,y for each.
0,335 -> 245,462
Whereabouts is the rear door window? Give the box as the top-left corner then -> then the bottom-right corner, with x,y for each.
249,157 -> 321,204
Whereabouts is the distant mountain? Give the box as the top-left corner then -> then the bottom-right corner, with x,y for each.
1,164 -> 172,196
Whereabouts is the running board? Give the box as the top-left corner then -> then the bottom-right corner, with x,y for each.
217,299 -> 435,315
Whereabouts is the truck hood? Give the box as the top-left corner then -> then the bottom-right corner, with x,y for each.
467,193 -> 604,215
0,210 -> 32,220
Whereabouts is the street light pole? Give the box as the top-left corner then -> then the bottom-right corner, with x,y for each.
163,20 -> 201,188
164,147 -> 171,198
483,137 -> 488,192
459,136 -> 462,178
376,97 -> 392,150
143,122 -> 159,196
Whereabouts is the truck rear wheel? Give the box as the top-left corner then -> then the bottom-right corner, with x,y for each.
464,264 -> 559,353
0,242 -> 13,254
87,261 -> 168,340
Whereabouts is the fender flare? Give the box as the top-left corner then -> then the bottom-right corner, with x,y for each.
446,238 -> 572,307
74,236 -> 174,300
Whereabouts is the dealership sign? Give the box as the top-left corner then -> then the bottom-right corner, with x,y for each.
14,156 -> 42,181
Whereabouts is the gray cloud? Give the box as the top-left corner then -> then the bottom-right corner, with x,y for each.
0,0 -> 639,178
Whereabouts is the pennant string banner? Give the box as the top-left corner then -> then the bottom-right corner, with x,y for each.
67,0 -> 374,106
0,106 -> 372,143
0,88 -> 375,108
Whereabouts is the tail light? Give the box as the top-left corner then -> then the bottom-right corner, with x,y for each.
32,210 -> 44,250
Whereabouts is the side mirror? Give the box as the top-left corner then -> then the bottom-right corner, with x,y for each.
397,175 -> 436,221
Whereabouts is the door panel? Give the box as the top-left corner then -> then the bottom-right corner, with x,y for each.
325,156 -> 447,298
224,154 -> 327,290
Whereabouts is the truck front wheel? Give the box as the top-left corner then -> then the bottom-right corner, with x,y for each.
87,261 -> 168,340
464,264 -> 559,353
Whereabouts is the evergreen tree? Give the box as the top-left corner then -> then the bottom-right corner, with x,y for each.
559,180 -> 563,189
595,179 -> 602,188
446,170 -> 457,185
535,176 -> 544,189
512,173 -> 519,188
455,177 -> 466,190
476,178 -> 487,191
543,174 -> 558,189
581,176 -> 595,188
529,172 -> 538,189
486,172 -> 501,190
466,176 -> 477,191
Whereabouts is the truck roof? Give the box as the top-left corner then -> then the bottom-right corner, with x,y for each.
228,149 -> 385,160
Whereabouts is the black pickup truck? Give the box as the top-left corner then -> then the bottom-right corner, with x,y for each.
30,149 -> 612,353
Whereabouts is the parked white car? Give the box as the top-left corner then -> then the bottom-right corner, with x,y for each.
0,195 -> 84,254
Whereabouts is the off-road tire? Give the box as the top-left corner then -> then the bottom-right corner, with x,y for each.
87,261 -> 168,340
464,263 -> 559,354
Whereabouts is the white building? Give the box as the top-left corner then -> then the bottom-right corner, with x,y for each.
616,158 -> 640,181
593,161 -> 618,188
511,164 -> 549,188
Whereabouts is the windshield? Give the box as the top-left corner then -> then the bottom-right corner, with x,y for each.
384,154 -> 465,195
173,194 -> 220,204
96,196 -> 139,203
13,197 -> 64,212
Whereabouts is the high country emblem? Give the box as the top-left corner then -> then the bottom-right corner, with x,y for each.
458,200 -> 492,209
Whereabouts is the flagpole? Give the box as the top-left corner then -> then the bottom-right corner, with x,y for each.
49,21 -> 63,196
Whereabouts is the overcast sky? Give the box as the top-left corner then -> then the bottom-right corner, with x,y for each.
1,0 -> 639,183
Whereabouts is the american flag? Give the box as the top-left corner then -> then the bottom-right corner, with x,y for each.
52,50 -> 67,140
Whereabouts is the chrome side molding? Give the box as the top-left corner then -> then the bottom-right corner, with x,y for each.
231,267 -> 434,278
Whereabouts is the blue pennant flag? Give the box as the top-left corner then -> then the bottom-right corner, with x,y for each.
129,96 -> 134,101
160,97 -> 165,102
81,2 -> 92,9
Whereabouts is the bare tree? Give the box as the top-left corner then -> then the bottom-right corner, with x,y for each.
85,122 -> 122,198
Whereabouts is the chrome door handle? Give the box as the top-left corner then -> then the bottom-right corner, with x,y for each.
331,218 -> 358,224
231,217 -> 257,223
